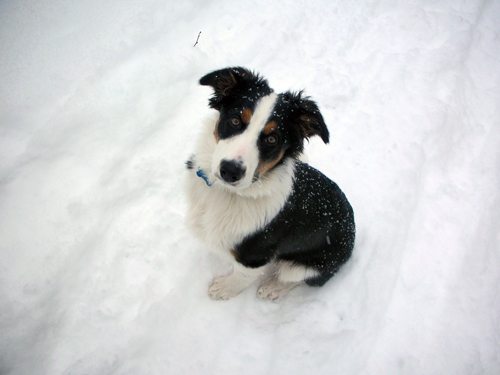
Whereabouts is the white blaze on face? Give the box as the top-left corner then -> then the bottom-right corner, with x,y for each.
212,93 -> 278,189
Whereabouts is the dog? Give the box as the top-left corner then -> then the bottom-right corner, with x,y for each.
186,67 -> 355,300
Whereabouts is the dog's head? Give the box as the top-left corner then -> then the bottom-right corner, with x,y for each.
200,67 -> 329,190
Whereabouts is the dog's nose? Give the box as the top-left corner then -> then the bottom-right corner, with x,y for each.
219,160 -> 246,183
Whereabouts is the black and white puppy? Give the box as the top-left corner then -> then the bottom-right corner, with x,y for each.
186,67 -> 355,300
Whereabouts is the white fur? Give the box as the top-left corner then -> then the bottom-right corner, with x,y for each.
208,263 -> 267,300
257,278 -> 301,301
254,261 -> 320,300
275,261 -> 321,283
211,93 -> 278,190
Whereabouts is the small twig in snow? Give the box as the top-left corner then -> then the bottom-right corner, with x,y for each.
193,31 -> 201,47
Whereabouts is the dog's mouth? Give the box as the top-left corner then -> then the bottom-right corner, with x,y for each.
214,172 -> 241,187
214,172 -> 259,189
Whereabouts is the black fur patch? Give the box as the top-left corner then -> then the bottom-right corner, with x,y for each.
231,162 -> 355,286
199,67 -> 273,112
254,91 -> 330,171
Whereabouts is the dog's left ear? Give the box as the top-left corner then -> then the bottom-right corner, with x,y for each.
296,93 -> 330,144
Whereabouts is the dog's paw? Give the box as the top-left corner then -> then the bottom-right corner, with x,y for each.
257,278 -> 301,301
208,274 -> 244,300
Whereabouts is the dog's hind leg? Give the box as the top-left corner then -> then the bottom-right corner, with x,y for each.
257,261 -> 319,300
257,277 -> 301,300
208,262 -> 267,300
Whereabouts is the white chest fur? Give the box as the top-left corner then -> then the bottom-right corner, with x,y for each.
185,116 -> 294,257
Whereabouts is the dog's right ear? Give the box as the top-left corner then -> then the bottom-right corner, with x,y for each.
199,67 -> 252,94
199,67 -> 270,109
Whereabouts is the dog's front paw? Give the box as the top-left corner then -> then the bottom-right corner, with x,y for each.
208,274 -> 244,300
257,278 -> 301,301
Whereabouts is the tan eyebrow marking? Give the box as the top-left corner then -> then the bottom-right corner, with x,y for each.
241,108 -> 252,123
263,120 -> 277,135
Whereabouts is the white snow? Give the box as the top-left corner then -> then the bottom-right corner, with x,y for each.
1,0 -> 500,374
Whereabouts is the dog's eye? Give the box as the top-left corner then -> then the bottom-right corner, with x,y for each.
266,135 -> 277,145
230,117 -> 241,127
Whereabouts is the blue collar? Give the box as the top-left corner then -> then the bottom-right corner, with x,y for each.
196,168 -> 212,186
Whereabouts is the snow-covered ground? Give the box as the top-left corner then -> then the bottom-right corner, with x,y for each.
1,0 -> 499,374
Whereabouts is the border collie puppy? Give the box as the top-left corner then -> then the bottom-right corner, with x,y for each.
186,67 -> 355,300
